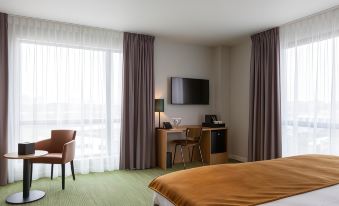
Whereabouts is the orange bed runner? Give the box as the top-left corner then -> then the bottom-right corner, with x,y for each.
149,155 -> 339,206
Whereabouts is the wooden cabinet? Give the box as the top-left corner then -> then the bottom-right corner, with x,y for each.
156,126 -> 228,169
201,129 -> 228,165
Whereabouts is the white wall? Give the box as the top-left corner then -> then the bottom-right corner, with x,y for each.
154,37 -> 230,126
228,38 -> 251,162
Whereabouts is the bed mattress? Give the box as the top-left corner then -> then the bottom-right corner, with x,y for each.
153,183 -> 339,206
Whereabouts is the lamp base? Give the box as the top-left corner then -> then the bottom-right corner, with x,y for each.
158,112 -> 162,128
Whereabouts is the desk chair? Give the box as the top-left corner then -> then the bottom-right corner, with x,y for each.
30,130 -> 76,190
172,127 -> 204,169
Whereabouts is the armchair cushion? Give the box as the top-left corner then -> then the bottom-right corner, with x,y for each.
31,153 -> 63,164
31,142 -> 76,164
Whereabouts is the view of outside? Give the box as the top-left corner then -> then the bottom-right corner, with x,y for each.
19,41 -> 122,160
282,37 -> 339,156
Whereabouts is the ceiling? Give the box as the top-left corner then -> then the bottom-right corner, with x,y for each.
0,0 -> 339,46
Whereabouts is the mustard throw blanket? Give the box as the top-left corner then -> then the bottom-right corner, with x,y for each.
149,155 -> 339,206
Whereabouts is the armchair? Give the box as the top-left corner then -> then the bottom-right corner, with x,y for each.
31,130 -> 76,190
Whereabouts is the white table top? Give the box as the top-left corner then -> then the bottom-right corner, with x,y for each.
3,150 -> 48,160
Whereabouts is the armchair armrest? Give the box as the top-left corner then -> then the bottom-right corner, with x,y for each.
35,139 -> 52,151
62,140 -> 76,163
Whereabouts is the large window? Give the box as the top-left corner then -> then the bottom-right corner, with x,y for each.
20,41 -> 122,159
8,16 -> 123,182
280,8 -> 339,157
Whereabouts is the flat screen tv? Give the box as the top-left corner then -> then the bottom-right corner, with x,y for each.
171,77 -> 209,105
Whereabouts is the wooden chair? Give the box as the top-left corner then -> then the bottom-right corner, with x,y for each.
31,130 -> 76,190
172,127 -> 204,169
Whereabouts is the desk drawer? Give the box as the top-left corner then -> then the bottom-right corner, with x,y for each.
211,130 -> 226,154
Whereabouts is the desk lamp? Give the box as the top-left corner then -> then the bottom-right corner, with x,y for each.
155,99 -> 164,128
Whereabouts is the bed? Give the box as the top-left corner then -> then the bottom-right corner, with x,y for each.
149,155 -> 339,206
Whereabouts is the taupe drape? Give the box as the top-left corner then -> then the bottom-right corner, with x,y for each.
0,12 -> 8,186
248,27 -> 281,162
120,32 -> 155,169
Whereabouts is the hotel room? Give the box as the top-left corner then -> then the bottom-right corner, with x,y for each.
1,0 -> 339,205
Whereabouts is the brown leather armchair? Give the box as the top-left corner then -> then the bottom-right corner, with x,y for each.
31,130 -> 76,190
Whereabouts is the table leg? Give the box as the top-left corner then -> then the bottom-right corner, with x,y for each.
5,159 -> 45,204
23,159 -> 31,198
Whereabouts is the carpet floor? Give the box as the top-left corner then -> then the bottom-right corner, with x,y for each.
0,161 -> 238,206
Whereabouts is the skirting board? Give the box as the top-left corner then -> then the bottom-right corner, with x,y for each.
229,154 -> 247,162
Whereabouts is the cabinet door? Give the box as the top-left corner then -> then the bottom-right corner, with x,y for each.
211,130 -> 226,154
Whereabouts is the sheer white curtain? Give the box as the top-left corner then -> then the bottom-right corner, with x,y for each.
280,8 -> 339,157
7,16 -> 123,183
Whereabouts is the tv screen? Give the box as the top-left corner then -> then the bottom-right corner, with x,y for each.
171,77 -> 209,105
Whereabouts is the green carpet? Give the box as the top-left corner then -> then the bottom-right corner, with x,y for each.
0,161 -> 238,206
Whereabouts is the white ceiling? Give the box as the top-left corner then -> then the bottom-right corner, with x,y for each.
0,0 -> 339,46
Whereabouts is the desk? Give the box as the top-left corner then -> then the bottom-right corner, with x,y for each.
3,150 -> 48,204
156,126 -> 228,169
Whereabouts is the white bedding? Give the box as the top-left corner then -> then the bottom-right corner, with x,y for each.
153,184 -> 339,206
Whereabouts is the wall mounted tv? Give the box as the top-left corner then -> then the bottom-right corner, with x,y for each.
171,77 -> 209,105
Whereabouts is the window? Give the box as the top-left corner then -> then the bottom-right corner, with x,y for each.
20,41 -> 122,159
8,16 -> 123,182
280,9 -> 339,157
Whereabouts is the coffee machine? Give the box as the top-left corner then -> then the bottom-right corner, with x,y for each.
202,114 -> 226,128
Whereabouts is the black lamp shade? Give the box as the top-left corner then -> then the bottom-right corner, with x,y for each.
155,99 -> 164,112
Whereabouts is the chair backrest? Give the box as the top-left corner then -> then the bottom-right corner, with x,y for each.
49,130 -> 76,153
185,127 -> 202,143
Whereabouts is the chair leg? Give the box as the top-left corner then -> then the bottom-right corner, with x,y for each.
71,161 -> 75,181
173,144 -> 178,165
180,145 -> 186,169
190,146 -> 195,162
51,164 -> 54,180
198,145 -> 204,165
30,163 -> 33,187
62,164 -> 65,190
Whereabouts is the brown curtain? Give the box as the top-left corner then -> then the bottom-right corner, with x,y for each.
248,27 -> 281,162
120,32 -> 155,169
0,12 -> 8,185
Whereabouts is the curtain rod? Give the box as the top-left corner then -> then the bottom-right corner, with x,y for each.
8,13 -> 154,37
251,5 -> 339,36
281,5 -> 339,27
8,13 -> 123,33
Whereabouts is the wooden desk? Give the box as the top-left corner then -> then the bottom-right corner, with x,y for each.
156,126 -> 228,169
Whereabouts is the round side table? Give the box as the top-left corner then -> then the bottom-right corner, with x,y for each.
3,150 -> 48,204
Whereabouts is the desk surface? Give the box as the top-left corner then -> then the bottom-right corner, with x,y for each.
157,126 -> 227,133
